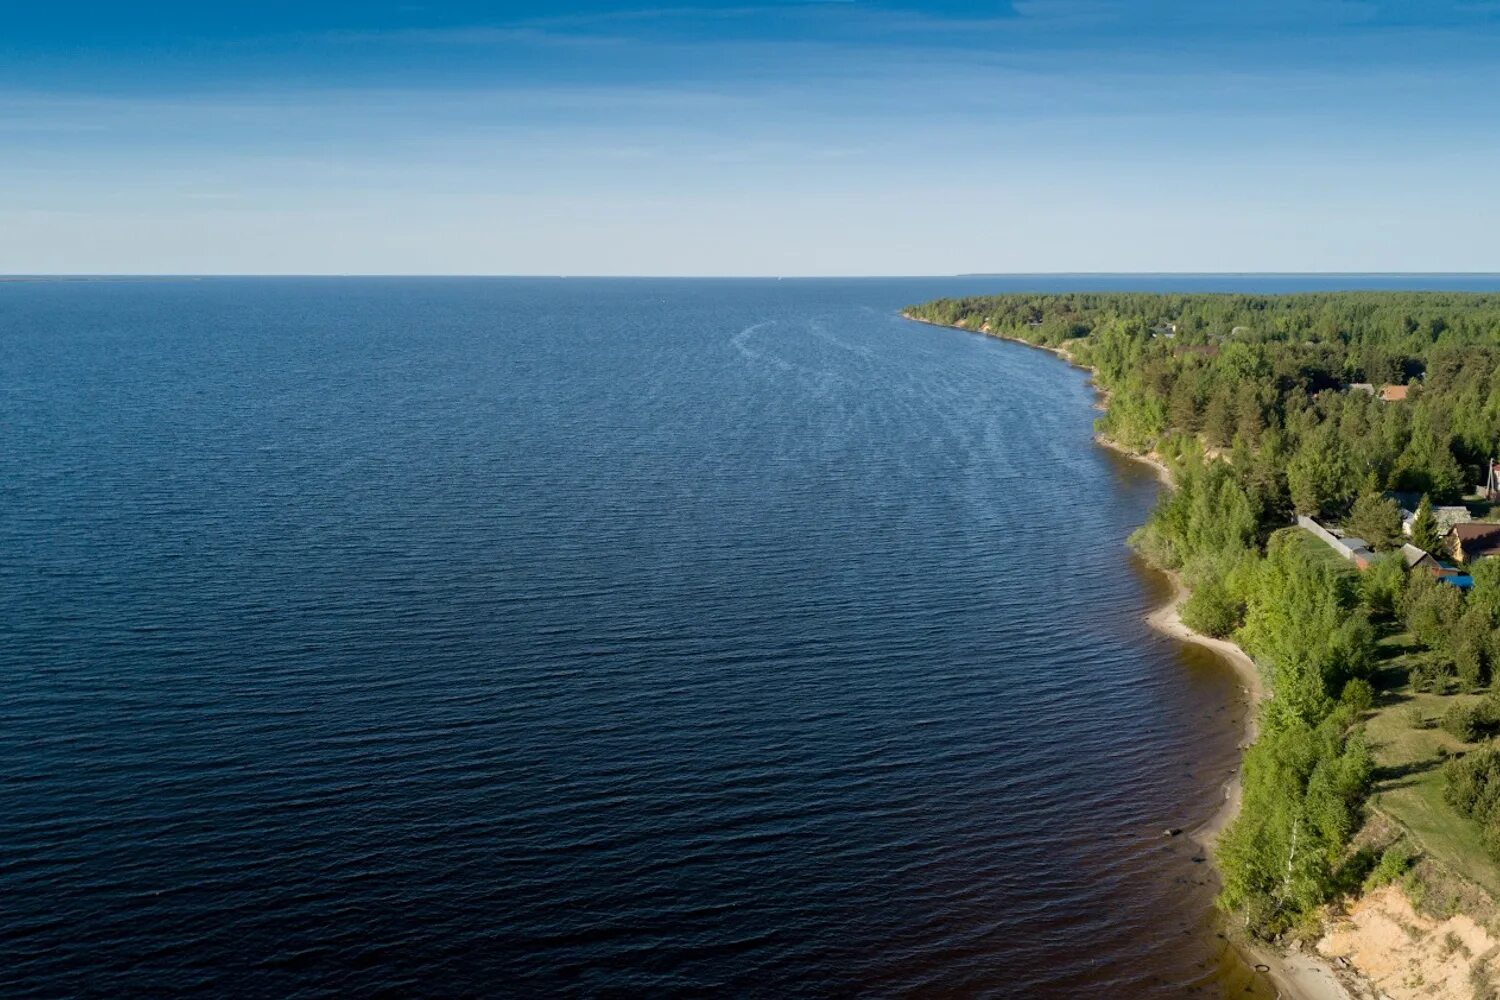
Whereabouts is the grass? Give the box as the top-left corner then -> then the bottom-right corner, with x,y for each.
1365,630 -> 1500,899
1276,524 -> 1361,574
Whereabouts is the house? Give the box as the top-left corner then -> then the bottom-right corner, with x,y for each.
1427,558 -> 1475,589
1401,504 -> 1471,537
1399,540 -> 1470,584
1379,384 -> 1410,402
1436,506 -> 1472,532
1435,564 -> 1475,589
1400,543 -> 1440,572
1446,522 -> 1500,563
1347,382 -> 1376,396
1341,537 -> 1375,570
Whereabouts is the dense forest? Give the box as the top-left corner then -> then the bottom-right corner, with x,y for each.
906,292 -> 1500,939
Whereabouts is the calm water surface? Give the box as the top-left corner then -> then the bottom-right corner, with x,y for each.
7,275 -> 1500,997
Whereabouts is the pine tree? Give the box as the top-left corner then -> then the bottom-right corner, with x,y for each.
1201,389 -> 1234,448
1347,493 -> 1402,551
1410,494 -> 1442,554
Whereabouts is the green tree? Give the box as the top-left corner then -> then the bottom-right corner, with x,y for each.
1404,572 -> 1464,651
1202,389 -> 1234,448
1409,494 -> 1442,554
1358,552 -> 1408,619
1287,434 -> 1353,518
1469,558 -> 1500,617
1218,708 -> 1373,936
1181,577 -> 1241,638
1346,492 -> 1403,551
903,290 -> 1500,931
1240,533 -> 1370,728
1455,604 -> 1495,691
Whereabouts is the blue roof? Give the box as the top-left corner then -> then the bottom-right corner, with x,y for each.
1439,575 -> 1474,589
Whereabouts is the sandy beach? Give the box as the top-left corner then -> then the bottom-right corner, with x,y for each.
901,311 -> 1081,366
1119,454 -> 1356,1000
1146,573 -> 1259,839
1102,425 -> 1357,1000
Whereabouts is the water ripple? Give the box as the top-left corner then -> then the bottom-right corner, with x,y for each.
1,277 -> 1261,999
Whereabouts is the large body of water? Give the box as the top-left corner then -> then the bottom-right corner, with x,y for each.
7,275 -> 1500,998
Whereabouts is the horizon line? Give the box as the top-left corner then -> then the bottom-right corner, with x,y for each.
9,271 -> 1500,281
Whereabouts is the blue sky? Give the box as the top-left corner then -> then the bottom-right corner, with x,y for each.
6,1 -> 1500,275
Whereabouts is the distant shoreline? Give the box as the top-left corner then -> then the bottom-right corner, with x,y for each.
900,309 -> 1355,1000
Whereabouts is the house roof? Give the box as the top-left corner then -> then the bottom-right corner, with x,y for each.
1450,522 -> 1500,557
1435,506 -> 1473,530
1401,543 -> 1436,567
1408,505 -> 1474,528
1379,384 -> 1410,402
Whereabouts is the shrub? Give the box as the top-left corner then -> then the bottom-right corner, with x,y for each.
1442,702 -> 1485,742
1483,820 -> 1500,867
1471,959 -> 1497,1000
1442,930 -> 1471,959
1340,678 -> 1374,713
1443,749 -> 1500,863
1181,578 -> 1242,638
1128,525 -> 1177,570
1410,657 -> 1454,695
1364,842 -> 1414,890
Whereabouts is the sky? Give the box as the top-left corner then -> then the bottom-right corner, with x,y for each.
6,1 -> 1500,275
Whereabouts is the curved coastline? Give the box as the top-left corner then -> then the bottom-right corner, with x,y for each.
902,310 -> 1356,1000
1089,434 -> 1260,845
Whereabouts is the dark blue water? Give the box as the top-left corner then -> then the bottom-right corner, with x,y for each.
6,275 -> 1500,998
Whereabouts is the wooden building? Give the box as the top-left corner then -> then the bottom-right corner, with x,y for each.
1445,522 -> 1500,564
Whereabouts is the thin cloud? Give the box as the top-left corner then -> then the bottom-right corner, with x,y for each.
323,25 -> 629,47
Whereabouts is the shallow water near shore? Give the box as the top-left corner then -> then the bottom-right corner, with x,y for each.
9,275 -> 1500,996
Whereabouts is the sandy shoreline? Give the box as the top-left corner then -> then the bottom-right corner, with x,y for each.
1098,426 -> 1358,1000
905,310 -> 1358,1000
1088,434 -> 1262,842
1148,574 -> 1259,839
902,311 -> 1083,366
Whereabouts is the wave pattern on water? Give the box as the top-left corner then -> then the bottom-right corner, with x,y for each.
9,275 -> 1472,997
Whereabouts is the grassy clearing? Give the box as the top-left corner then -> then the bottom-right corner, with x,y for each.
1277,525 -> 1358,574
1269,528 -> 1499,897
1365,631 -> 1500,900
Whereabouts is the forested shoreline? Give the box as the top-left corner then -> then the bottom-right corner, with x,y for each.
906,292 -> 1500,943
